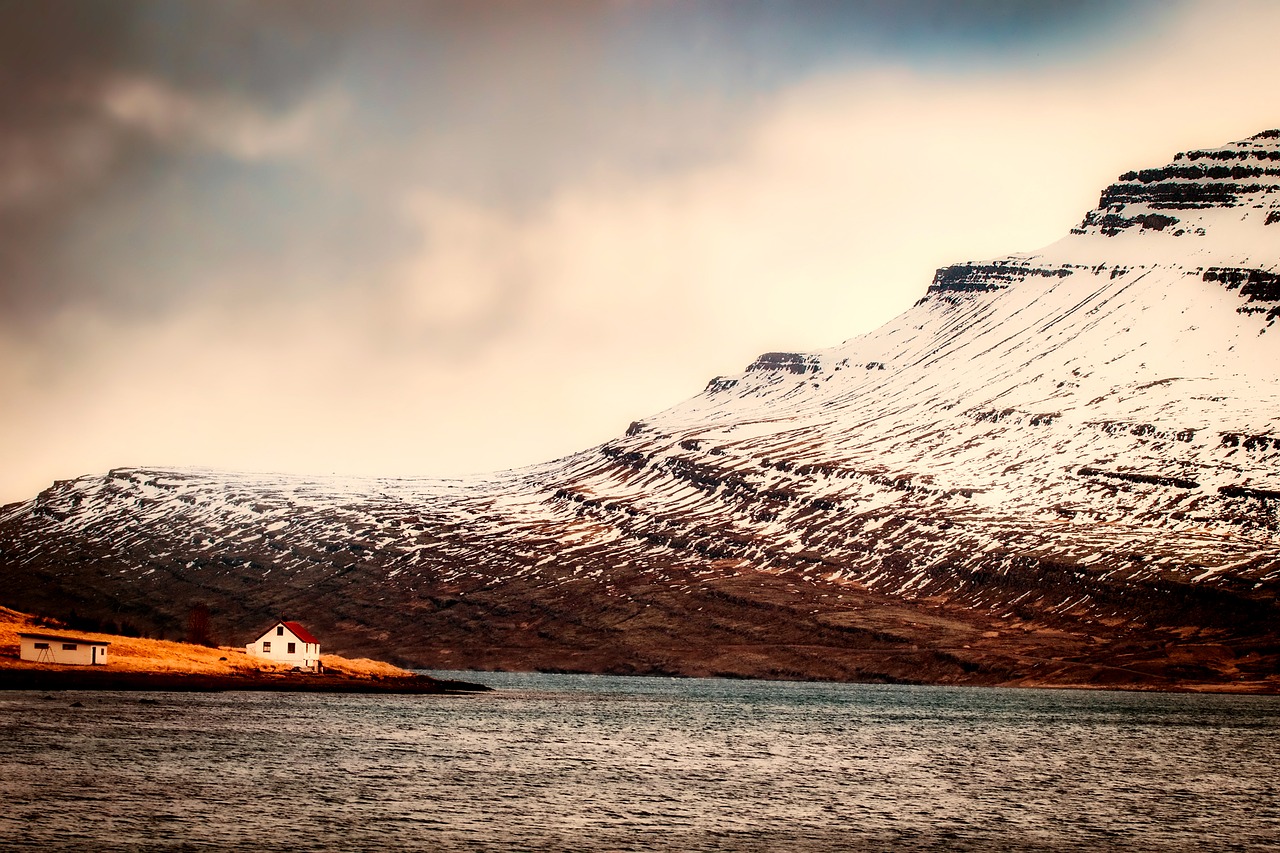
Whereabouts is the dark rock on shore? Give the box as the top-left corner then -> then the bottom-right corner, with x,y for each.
0,669 -> 491,695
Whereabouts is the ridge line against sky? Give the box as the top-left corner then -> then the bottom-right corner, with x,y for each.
1,0 -> 1278,504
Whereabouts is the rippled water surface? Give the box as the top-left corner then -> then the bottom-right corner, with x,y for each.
2,674 -> 1278,851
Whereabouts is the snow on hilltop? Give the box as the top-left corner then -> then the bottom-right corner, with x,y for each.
2,129 -> 1280,689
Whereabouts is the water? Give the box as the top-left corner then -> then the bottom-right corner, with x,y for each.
1,673 -> 1278,851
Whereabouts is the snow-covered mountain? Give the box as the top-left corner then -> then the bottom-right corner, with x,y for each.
4,130 -> 1280,690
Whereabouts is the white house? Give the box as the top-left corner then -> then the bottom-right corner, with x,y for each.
19,632 -> 110,666
246,620 -> 321,671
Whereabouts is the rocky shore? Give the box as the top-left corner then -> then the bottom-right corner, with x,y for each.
0,667 -> 491,694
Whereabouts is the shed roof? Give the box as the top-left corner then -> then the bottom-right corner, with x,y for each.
19,632 -> 111,646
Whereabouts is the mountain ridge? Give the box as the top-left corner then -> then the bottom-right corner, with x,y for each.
4,128 -> 1280,691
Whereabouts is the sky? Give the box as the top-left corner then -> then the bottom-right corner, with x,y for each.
2,0 -> 1280,504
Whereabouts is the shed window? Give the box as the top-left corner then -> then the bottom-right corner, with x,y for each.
287,642 -> 296,654
62,644 -> 77,650
263,641 -> 272,652
33,642 -> 49,649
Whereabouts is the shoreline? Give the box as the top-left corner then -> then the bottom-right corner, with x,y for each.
0,668 -> 491,695
2,661 -> 1274,697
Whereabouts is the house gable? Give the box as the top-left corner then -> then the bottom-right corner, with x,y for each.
250,621 -> 316,646
245,620 -> 321,671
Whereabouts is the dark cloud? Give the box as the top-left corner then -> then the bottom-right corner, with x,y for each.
0,0 -> 1181,331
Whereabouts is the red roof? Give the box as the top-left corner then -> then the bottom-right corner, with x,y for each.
282,621 -> 319,644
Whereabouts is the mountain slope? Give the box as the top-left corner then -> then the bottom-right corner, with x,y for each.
4,129 -> 1280,690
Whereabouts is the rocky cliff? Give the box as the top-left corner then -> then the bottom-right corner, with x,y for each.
4,130 -> 1280,690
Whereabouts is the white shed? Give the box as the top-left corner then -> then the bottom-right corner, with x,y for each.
246,620 -> 321,671
19,632 -> 110,666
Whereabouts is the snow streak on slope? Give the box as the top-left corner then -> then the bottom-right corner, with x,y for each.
573,131 -> 1280,601
2,130 -> 1279,687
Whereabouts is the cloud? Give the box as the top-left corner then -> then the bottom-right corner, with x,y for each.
0,0 -> 1183,327
99,76 -> 346,162
1,0 -> 1277,504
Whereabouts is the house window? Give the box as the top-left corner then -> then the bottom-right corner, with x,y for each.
33,642 -> 49,649
287,643 -> 296,654
277,626 -> 284,636
62,644 -> 77,650
263,641 -> 272,652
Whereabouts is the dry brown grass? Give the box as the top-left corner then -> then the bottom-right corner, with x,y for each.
0,606 -> 410,678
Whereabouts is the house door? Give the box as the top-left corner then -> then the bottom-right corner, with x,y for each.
92,647 -> 97,664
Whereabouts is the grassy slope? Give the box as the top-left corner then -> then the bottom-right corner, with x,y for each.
0,605 -> 411,678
